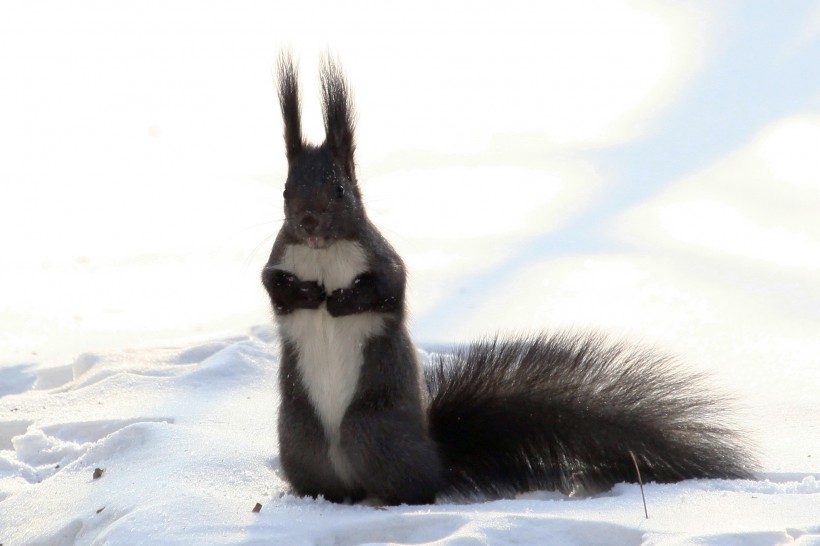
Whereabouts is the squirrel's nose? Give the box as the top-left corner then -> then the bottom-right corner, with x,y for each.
300,214 -> 319,235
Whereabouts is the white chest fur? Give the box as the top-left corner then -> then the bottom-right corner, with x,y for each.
275,240 -> 384,481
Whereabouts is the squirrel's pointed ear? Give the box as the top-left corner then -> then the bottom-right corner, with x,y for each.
278,52 -> 303,164
320,56 -> 356,179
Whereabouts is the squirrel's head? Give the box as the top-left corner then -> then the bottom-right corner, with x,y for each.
277,53 -> 364,249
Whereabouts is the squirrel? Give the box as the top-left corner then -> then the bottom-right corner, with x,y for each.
261,54 -> 756,506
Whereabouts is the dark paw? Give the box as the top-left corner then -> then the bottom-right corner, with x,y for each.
325,288 -> 356,317
327,273 -> 390,317
298,281 -> 326,309
263,268 -> 326,313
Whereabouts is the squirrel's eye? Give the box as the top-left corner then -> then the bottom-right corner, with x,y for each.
335,185 -> 345,199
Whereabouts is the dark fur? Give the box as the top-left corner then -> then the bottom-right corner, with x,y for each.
263,53 -> 757,505
320,56 -> 356,180
427,334 -> 754,499
264,55 -> 444,505
277,52 -> 303,164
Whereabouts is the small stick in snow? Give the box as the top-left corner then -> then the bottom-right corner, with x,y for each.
252,502 -> 263,513
629,450 -> 649,519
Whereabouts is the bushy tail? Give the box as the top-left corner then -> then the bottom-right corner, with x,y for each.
424,333 -> 757,499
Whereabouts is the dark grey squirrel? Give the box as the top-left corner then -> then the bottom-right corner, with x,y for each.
261,53 -> 756,506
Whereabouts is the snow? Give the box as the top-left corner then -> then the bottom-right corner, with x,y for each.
3,1 -> 820,544
2,332 -> 818,545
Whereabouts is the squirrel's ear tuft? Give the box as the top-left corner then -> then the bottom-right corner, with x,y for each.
278,51 -> 303,164
320,55 -> 357,179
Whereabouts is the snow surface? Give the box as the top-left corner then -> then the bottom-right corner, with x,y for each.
1,330 -> 818,545
3,1 -> 820,544
0,327 -> 818,545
